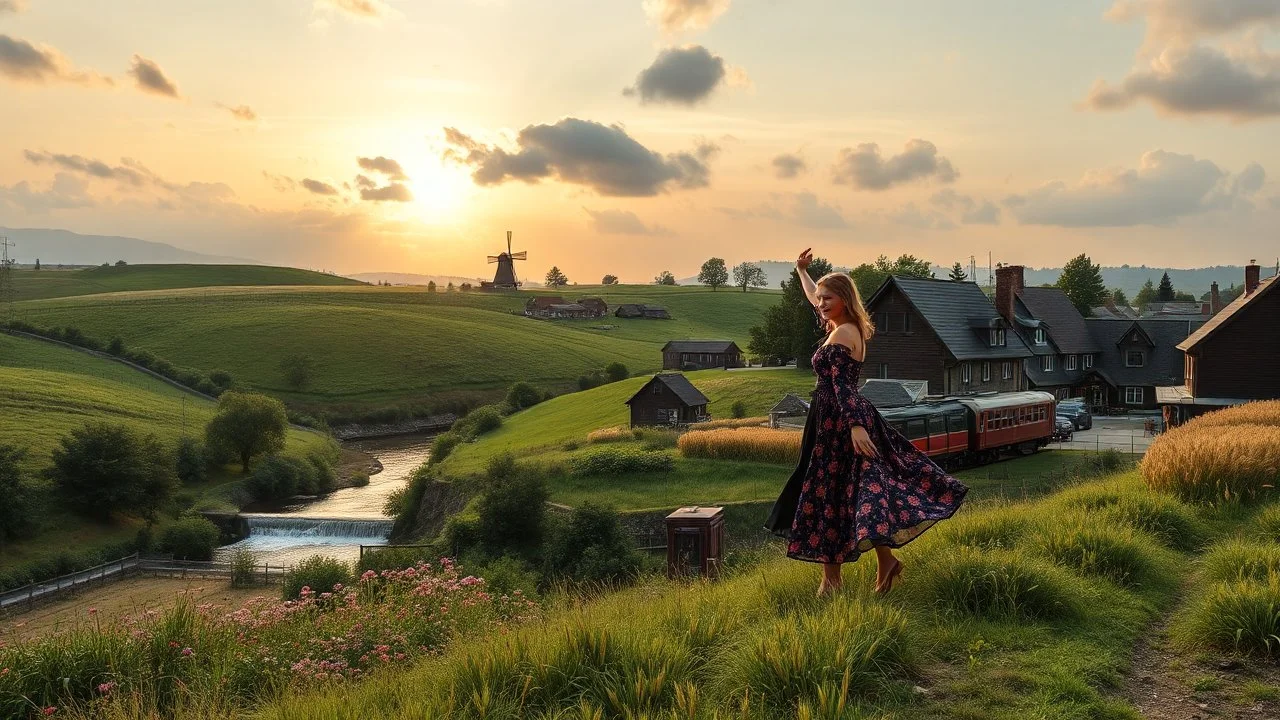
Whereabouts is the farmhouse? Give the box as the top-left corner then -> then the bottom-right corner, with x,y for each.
625,373 -> 710,427
863,276 -> 1032,395
661,340 -> 744,370
1158,263 -> 1280,422
1081,318 -> 1201,411
524,296 -> 565,315
615,303 -> 672,319
995,265 -> 1100,400
577,297 -> 608,317
768,393 -> 810,428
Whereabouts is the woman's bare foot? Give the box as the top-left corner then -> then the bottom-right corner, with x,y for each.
875,558 -> 903,594
816,580 -> 842,597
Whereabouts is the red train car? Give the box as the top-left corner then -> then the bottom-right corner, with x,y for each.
879,391 -> 1057,469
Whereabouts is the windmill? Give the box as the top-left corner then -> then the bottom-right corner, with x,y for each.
483,231 -> 526,290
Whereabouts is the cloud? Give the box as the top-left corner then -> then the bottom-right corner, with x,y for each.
360,182 -> 412,202
443,118 -> 716,197
583,208 -> 673,235
643,0 -> 732,33
357,156 -> 408,180
962,201 -> 1001,225
624,45 -> 740,105
720,191 -> 849,229
0,34 -> 113,86
355,174 -> 376,190
891,202 -> 957,230
1106,0 -> 1280,45
1005,150 -> 1265,227
302,178 -> 340,196
832,139 -> 958,191
772,153 -> 807,179
263,172 -> 297,193
128,54 -> 179,98
0,173 -> 96,213
219,103 -> 257,121
24,150 -> 154,187
0,1 -> 28,14
318,0 -> 390,19
1084,44 -> 1280,120
929,189 -> 1001,224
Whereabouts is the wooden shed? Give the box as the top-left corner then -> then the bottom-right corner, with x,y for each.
662,340 -> 744,370
625,373 -> 710,427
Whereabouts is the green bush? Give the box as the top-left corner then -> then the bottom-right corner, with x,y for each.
731,400 -> 748,419
469,555 -> 540,598
544,504 -> 643,584
46,422 -> 174,521
350,471 -> 370,487
505,381 -> 544,411
604,362 -> 629,382
174,436 -> 207,485
569,446 -> 674,476
1174,574 -> 1280,660
578,369 -> 607,390
476,456 -> 548,557
160,517 -> 221,561
229,548 -> 258,588
0,442 -> 42,544
282,555 -> 354,600
358,546 -> 431,574
247,454 -> 327,501
452,405 -> 504,439
441,511 -> 482,556
430,431 -> 462,464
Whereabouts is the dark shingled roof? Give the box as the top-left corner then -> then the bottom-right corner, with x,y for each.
868,277 -> 1033,361
1016,287 -> 1100,354
1085,318 -> 1203,388
662,340 -> 740,354
770,393 -> 810,415
626,373 -> 710,407
859,379 -> 920,409
1179,275 -> 1279,352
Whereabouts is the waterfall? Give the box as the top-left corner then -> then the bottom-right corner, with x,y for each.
242,515 -> 393,541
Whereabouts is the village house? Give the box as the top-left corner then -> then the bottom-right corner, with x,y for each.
524,296 -> 564,316
661,340 -> 744,370
1158,263 -> 1280,423
577,297 -> 608,317
1080,317 -> 1202,411
863,276 -> 1032,395
625,373 -> 710,427
615,303 -> 672,319
994,265 -> 1100,400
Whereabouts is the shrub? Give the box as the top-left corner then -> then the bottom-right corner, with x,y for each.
358,546 -> 430,574
0,442 -> 41,545
677,427 -> 802,464
46,422 -> 174,521
545,504 -> 643,584
505,381 -> 544,411
578,369 -> 607,390
174,436 -> 207,485
569,446 -> 674,476
247,454 -> 321,501
281,555 -> 354,600
469,555 -> 541,598
476,456 -> 548,556
562,439 -> 581,451
442,511 -> 482,556
604,362 -> 629,382
229,548 -> 258,587
160,517 -> 221,561
208,369 -> 234,390
1141,423 -> 1280,503
453,405 -> 504,439
278,353 -> 316,390
106,336 -> 126,355
430,431 -> 462,463
731,400 -> 748,418
350,471 -> 370,487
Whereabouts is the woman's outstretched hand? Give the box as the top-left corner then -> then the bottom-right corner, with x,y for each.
797,248 -> 813,271
851,426 -> 878,457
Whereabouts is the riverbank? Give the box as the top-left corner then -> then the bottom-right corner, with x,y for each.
330,414 -> 456,441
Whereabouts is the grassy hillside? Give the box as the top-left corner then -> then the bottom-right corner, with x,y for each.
8,263 -> 364,302
11,284 -> 780,418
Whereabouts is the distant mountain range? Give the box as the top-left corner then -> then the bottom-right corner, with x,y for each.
0,227 -> 257,266
344,272 -> 489,287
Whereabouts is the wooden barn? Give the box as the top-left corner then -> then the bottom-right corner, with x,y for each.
662,340 -> 744,370
615,303 -> 672,319
625,373 -> 710,427
577,297 -> 608,317
525,296 -> 565,315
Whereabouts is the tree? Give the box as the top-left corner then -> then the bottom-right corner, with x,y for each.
160,517 -> 221,560
697,258 -> 729,290
1055,253 -> 1108,316
1111,288 -> 1129,307
1174,290 -> 1196,302
427,280 -> 437,293
505,381 -> 544,411
1156,272 -> 1175,302
175,436 -> 207,485
849,254 -> 934,299
732,262 -> 768,292
0,442 -> 41,545
46,423 -> 174,521
115,260 -> 127,267
654,270 -> 677,285
446,281 -> 455,292
604,361 -> 629,381
34,259 -> 40,271
747,256 -> 833,369
476,454 -> 548,557
601,274 -> 619,285
278,353 -> 315,390
544,504 -> 642,584
1134,278 -> 1157,311
948,262 -> 968,282
205,391 -> 288,472
545,266 -> 569,288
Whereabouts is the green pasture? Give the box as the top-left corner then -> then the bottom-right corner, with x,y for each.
6,263 -> 363,302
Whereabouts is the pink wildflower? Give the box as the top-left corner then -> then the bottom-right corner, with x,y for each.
42,708 -> 56,716
181,647 -> 194,657
96,682 -> 116,695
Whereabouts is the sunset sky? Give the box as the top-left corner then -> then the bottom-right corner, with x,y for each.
3,0 -> 1280,281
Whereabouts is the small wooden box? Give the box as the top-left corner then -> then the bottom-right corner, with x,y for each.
665,506 -> 725,580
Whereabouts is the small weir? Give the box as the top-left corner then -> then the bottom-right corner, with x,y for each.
241,515 -> 394,542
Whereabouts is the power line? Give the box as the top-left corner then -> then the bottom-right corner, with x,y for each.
0,236 -> 15,322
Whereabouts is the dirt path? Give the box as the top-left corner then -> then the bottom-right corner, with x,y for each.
0,577 -> 273,642
1120,594 -> 1280,719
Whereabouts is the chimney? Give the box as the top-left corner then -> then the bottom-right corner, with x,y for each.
1210,281 -> 1221,315
1245,261 -> 1261,296
994,264 -> 1024,325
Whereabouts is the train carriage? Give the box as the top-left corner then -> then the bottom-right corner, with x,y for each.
878,390 -> 1056,469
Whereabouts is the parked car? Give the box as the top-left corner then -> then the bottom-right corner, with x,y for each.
1052,415 -> 1074,442
1056,399 -> 1092,430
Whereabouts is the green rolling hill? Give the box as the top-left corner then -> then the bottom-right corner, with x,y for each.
7,263 -> 364,302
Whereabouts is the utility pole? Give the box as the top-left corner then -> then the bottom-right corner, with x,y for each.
0,236 -> 14,322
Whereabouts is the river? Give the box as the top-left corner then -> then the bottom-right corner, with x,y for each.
213,433 -> 433,567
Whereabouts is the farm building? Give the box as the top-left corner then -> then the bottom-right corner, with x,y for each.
768,393 -> 810,428
625,373 -> 710,427
525,296 -> 565,315
615,303 -> 672,319
661,340 -> 744,370
545,303 -> 590,319
995,265 -> 1100,400
577,297 -> 608,317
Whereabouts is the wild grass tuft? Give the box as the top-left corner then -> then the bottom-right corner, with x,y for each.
677,427 -> 802,464
1029,519 -> 1172,589
1199,539 -> 1280,583
1141,422 -> 1280,503
1172,573 -> 1280,661
921,547 -> 1083,621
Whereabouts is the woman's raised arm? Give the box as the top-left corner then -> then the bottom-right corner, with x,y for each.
796,248 -> 819,307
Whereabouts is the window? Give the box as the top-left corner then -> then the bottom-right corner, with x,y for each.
1065,354 -> 1078,371
903,313 -> 912,332
962,363 -> 972,384
1125,350 -> 1145,368
928,416 -> 946,437
878,363 -> 889,379
1034,328 -> 1046,345
947,412 -> 966,434
982,362 -> 990,382
989,328 -> 1006,347
1041,355 -> 1054,372
874,312 -> 888,330
1125,386 -> 1144,404
1083,354 -> 1094,369
652,382 -> 661,395
907,419 -> 927,440
1002,362 -> 1012,380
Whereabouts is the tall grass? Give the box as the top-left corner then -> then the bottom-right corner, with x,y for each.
677,427 -> 801,465
686,417 -> 769,431
1173,573 -> 1280,661
1180,400 -> 1280,430
1141,423 -> 1280,503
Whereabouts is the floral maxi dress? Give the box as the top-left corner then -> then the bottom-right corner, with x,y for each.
765,343 -> 969,564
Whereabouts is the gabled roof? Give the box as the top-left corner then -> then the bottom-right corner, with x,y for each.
625,373 -> 710,407
1085,318 -> 1202,388
859,379 -> 930,409
1113,321 -> 1155,348
770,393 -> 810,415
1016,287 -> 1100,354
1178,274 -> 1279,352
1144,301 -> 1204,316
867,276 -> 1033,361
662,340 -> 740,354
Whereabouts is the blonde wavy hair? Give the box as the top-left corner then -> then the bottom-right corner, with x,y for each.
817,272 -> 876,340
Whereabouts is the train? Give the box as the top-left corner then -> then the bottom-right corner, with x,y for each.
878,391 -> 1058,470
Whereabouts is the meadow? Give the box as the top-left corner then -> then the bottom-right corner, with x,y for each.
9,280 -> 779,419
6,264 -> 363,302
